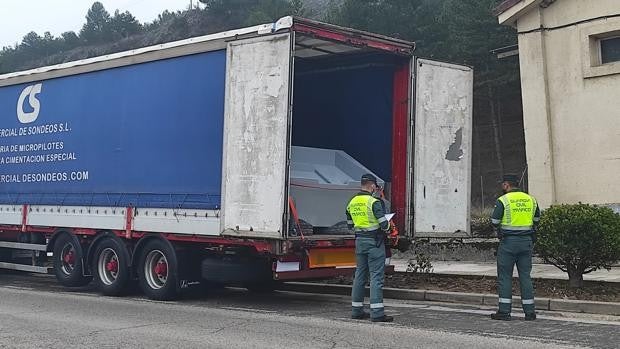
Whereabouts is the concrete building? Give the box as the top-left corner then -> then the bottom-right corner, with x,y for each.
496,0 -> 620,209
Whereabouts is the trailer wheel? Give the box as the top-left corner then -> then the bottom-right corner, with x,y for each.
0,248 -> 11,262
138,239 -> 179,300
53,233 -> 92,287
93,237 -> 130,296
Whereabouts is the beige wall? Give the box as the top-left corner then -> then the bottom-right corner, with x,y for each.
511,0 -> 620,207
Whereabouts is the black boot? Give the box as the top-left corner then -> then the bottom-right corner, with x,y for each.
490,312 -> 511,321
351,312 -> 370,320
524,312 -> 537,321
371,315 -> 394,323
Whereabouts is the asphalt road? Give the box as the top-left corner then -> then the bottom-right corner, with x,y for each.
0,272 -> 618,349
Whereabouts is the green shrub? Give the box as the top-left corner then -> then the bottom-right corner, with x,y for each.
536,203 -> 620,288
471,207 -> 495,237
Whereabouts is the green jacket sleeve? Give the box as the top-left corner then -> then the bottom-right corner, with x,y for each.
533,205 -> 541,226
491,199 -> 504,227
372,200 -> 389,232
346,208 -> 354,230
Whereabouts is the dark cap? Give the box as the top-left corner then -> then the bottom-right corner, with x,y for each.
501,174 -> 519,184
361,173 -> 378,184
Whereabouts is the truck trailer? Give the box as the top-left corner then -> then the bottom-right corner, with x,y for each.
0,17 -> 473,300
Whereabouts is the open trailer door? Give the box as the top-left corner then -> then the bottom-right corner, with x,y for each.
220,33 -> 293,239
411,58 -> 473,237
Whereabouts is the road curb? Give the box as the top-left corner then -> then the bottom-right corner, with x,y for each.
278,282 -> 620,316
548,299 -> 620,316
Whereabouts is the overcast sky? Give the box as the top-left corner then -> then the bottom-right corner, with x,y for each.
0,0 -> 195,48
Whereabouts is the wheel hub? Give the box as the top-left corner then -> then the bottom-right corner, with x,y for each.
144,250 -> 169,290
63,250 -> 75,266
98,247 -> 121,285
106,259 -> 118,273
154,261 -> 168,277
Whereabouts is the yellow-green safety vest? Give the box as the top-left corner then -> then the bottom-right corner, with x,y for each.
347,194 -> 381,232
499,191 -> 537,231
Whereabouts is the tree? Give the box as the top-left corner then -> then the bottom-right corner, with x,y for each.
0,46 -> 17,74
536,204 -> 620,288
199,0 -> 257,27
157,10 -> 180,24
110,10 -> 142,40
245,0 -> 300,24
328,0 -> 518,87
61,31 -> 81,50
200,0 -> 303,27
290,0 -> 306,16
80,2 -> 113,44
143,10 -> 180,32
20,32 -> 45,54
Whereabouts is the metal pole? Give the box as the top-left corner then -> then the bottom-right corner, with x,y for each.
481,175 -> 485,208
519,165 -> 528,191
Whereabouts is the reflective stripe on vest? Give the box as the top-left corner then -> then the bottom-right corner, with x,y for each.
347,194 -> 380,231
499,192 -> 537,230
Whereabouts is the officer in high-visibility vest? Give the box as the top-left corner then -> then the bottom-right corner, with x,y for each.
346,173 -> 393,322
490,174 -> 541,321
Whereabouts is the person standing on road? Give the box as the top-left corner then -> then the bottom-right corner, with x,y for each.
346,173 -> 393,322
490,174 -> 540,321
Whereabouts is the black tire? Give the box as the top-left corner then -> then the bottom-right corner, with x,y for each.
0,248 -> 12,263
138,239 -> 179,301
53,233 -> 92,287
92,237 -> 130,296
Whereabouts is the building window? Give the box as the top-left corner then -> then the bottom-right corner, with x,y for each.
581,25 -> 620,78
600,37 -> 620,64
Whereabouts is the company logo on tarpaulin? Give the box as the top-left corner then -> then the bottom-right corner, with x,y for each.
17,83 -> 42,124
